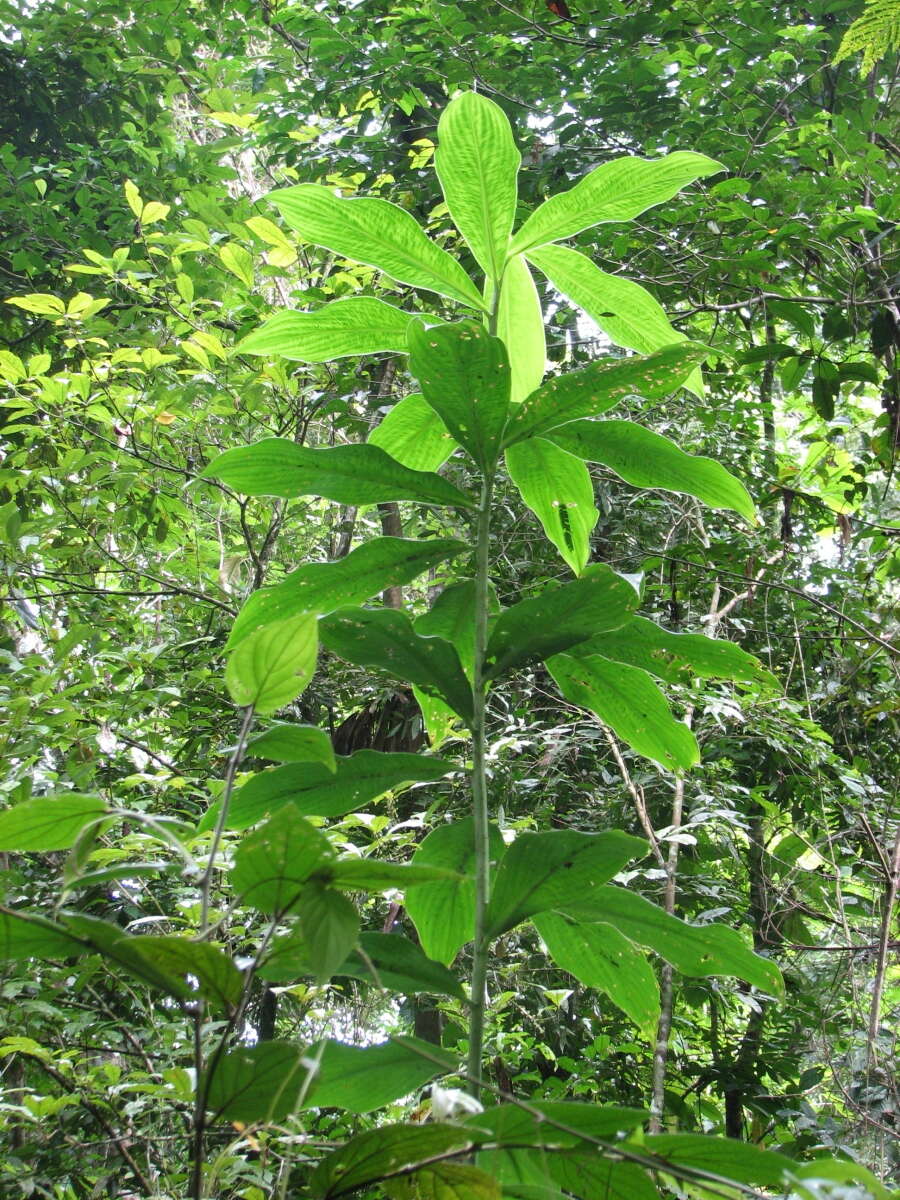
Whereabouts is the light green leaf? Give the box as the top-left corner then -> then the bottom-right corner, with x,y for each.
310,1124 -> 479,1200
503,343 -> 711,447
484,566 -> 638,679
338,931 -> 466,1000
0,794 -> 106,851
496,253 -> 546,403
204,1041 -> 310,1122
484,829 -> 645,939
202,438 -> 473,509
561,888 -> 784,995
526,243 -> 702,396
321,607 -> 474,723
467,1100 -> 648,1145
413,686 -> 460,749
218,242 -> 254,287
231,806 -> 336,913
505,438 -> 598,575
533,913 -> 660,1034
408,320 -> 511,469
6,293 -> 65,317
311,1036 -> 457,1113
271,183 -> 485,310
212,750 -> 455,832
225,612 -> 318,715
299,885 -> 360,983
435,90 -> 520,283
238,297 -> 411,362
791,1159 -> 895,1200
247,723 -> 336,770
548,652 -> 700,772
368,393 -> 459,472
406,819 -> 506,965
228,537 -> 467,650
415,579 -> 499,682
509,151 -> 723,256
549,419 -> 755,521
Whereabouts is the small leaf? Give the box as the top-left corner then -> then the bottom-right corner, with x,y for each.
496,253 -> 546,403
408,319 -> 511,468
321,606 -> 474,723
218,242 -> 255,287
228,537 -> 467,650
484,566 -> 637,679
231,806 -> 336,913
369,393 -> 459,472
310,1124 -> 479,1200
549,419 -> 755,521
271,183 -> 485,310
0,794 -> 105,851
299,885 -> 360,983
202,438 -> 473,508
548,652 -> 700,772
248,723 -> 336,770
239,297 -> 411,362
505,438 -> 597,575
124,179 -> 143,218
509,151 -> 723,255
225,612 -> 317,715
484,829 -> 645,939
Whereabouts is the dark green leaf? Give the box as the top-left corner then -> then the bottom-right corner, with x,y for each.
388,1163 -> 500,1200
0,909 -> 84,961
204,1041 -> 310,1122
310,1124 -> 480,1200
468,1100 -> 648,1145
644,1133 -> 794,1187
549,1157 -> 658,1200
415,579 -> 494,681
231,806 -> 335,913
300,885 -> 360,983
247,723 -> 336,770
311,1035 -> 457,1113
338,932 -> 466,1000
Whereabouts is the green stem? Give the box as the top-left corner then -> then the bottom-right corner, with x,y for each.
467,472 -> 494,1098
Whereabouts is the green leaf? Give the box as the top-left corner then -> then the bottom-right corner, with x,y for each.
435,90 -> 520,284
231,806 -> 336,913
124,936 -> 244,1013
585,615 -> 778,690
0,794 -> 105,851
415,579 -> 499,681
503,343 -> 711,447
205,1041 -> 311,1122
484,567 -> 638,679
321,607 -> 474,723
311,1036 -> 457,1113
484,829 -> 645,939
467,1101 -> 648,1145
201,438 -> 473,508
238,297 -> 411,362
408,320 -> 511,469
215,750 -> 455,831
549,1157 -> 658,1200
369,393 -> 459,472
338,932 -> 466,1000
561,887 -> 784,995
791,1159 -> 896,1200
228,537 -> 467,650
496,253 -> 546,403
526,244 -> 702,396
271,183 -> 485,310
0,909 -> 84,961
509,151 -> 723,256
247,723 -> 336,770
413,686 -> 460,749
505,438 -> 598,575
406,819 -> 506,965
644,1133 -> 794,1187
547,652 -> 700,772
225,612 -> 317,715
389,1163 -> 500,1200
299,885 -> 360,983
532,913 -> 660,1033
218,242 -> 254,287
329,859 -> 462,891
548,419 -> 755,521
310,1124 -> 480,1200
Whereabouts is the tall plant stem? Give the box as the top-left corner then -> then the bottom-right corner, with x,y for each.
467,472 -> 495,1098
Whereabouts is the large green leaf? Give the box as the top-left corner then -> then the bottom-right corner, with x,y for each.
484,567 -> 637,679
526,244 -> 702,396
310,1124 -> 480,1200
408,320 -> 511,469
328,858 -> 462,891
548,419 -> 755,521
0,909 -> 84,961
502,343 -> 710,447
271,183 -> 485,310
211,750 -> 455,832
228,537 -> 467,650
0,794 -> 105,851
549,1157 -> 658,1200
547,652 -> 700,773
225,612 -> 317,715
561,887 -> 784,995
123,936 -> 243,1013
496,253 -> 546,403
508,151 -> 722,255
532,913 -> 660,1033
484,830 -> 645,939
299,885 -> 360,983
435,90 -> 520,283
369,393 -> 459,472
414,579 -> 489,681
238,297 -> 411,361
311,1036 -> 457,1113
585,615 -> 778,690
644,1133 -> 795,1187
406,818 -> 506,965
467,1101 -> 648,1145
338,932 -> 466,1000
321,607 -> 474,723
505,438 -> 598,575
201,438 -> 473,508
204,1041 -> 311,1122
389,1162 -> 500,1200
247,723 -> 336,770
231,805 -> 336,913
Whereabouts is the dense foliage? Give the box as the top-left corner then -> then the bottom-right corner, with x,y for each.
0,1 -> 898,1198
